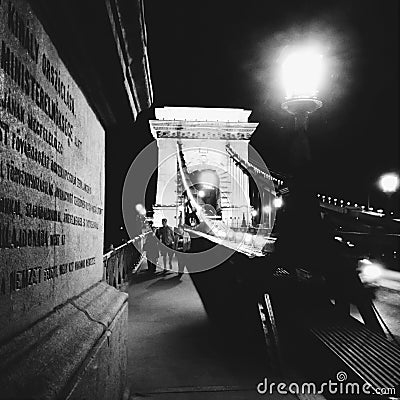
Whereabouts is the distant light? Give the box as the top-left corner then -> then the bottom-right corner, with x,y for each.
251,210 -> 258,217
377,209 -> 384,213
368,207 -> 374,211
334,236 -> 343,242
281,46 -> 324,99
198,190 -> 206,198
273,197 -> 283,208
354,203 -> 358,207
358,259 -> 383,282
379,173 -> 400,193
263,205 -> 272,213
135,203 -> 146,215
347,241 -> 355,247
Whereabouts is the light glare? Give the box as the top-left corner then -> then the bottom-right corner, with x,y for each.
358,259 -> 383,282
379,173 -> 400,194
282,47 -> 323,99
273,197 -> 283,208
263,205 -> 272,213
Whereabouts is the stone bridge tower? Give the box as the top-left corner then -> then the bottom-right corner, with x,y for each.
149,107 -> 258,227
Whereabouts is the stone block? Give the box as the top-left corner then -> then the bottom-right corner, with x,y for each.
0,281 -> 128,400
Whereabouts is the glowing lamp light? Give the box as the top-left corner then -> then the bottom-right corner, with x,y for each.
251,210 -> 258,217
282,46 -> 324,99
273,197 -> 283,208
263,205 -> 272,213
379,173 -> 400,194
358,259 -> 383,283
135,203 -> 146,215
198,190 -> 206,198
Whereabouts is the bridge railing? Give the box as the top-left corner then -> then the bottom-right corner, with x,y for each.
103,231 -> 151,289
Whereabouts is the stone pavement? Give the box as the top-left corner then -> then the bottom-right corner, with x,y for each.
124,258 -> 299,400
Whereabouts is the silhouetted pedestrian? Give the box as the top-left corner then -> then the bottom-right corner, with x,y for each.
156,218 -> 175,272
174,225 -> 191,279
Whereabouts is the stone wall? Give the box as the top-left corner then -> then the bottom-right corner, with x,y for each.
0,1 -> 127,398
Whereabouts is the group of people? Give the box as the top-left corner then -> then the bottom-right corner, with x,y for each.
143,218 -> 191,279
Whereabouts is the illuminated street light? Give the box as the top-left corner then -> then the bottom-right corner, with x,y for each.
263,205 -> 272,213
273,197 -> 283,208
378,173 -> 400,194
378,172 -> 399,217
198,190 -> 206,198
135,203 -> 146,215
281,46 -> 323,142
251,209 -> 258,227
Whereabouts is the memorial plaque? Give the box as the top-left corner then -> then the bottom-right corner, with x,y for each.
0,0 -> 105,342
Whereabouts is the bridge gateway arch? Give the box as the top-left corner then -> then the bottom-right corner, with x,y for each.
149,107 -> 259,228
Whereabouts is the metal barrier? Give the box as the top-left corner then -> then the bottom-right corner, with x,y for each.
103,231 -> 150,289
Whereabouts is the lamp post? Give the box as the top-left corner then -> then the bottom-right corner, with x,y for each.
378,172 -> 399,217
281,46 -> 323,164
251,209 -> 258,227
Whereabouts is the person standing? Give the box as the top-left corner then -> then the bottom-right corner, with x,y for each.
156,218 -> 175,272
174,224 -> 191,279
143,229 -> 159,274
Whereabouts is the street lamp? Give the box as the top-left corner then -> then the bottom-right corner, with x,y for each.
251,209 -> 258,227
273,197 -> 283,208
378,173 -> 400,194
281,46 -> 324,162
378,172 -> 399,216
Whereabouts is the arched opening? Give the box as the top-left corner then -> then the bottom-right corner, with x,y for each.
183,169 -> 221,226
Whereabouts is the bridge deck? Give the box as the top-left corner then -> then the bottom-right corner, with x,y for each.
125,261 -> 298,400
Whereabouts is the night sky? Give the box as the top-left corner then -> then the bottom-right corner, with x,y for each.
145,0 -> 399,209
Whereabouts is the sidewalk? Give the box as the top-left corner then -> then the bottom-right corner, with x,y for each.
125,258 -> 299,400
